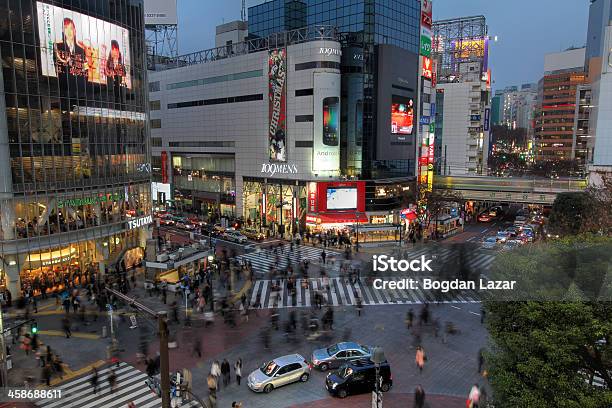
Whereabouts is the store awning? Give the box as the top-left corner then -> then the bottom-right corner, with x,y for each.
306,212 -> 369,225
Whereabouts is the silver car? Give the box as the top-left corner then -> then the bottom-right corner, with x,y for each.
311,342 -> 372,371
247,354 -> 311,393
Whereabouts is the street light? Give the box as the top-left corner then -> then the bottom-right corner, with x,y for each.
371,347 -> 386,408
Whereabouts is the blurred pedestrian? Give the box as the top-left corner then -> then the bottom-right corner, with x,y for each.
468,383 -> 481,407
478,349 -> 484,374
234,358 -> 242,386
415,346 -> 425,374
211,360 -> 221,390
108,368 -> 117,393
221,359 -> 230,387
62,316 -> 71,338
42,363 -> 52,386
90,367 -> 99,394
414,384 -> 425,408
193,337 -> 202,358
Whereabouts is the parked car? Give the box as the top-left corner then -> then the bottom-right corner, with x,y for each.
223,230 -> 248,244
242,228 -> 265,241
477,212 -> 493,222
482,236 -> 499,250
311,342 -> 372,372
325,359 -> 392,399
247,354 -> 311,393
158,214 -> 175,225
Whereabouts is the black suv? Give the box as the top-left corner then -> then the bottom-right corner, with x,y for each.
325,359 -> 392,398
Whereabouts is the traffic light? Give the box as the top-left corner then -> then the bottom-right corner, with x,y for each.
31,322 -> 38,335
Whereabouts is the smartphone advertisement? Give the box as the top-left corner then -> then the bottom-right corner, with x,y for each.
313,72 -> 341,171
391,96 -> 414,141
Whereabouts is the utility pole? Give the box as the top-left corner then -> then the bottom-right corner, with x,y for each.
158,311 -> 170,408
106,288 -> 172,408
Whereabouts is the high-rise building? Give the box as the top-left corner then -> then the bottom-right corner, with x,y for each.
432,16 -> 490,176
534,48 -> 587,165
248,0 -> 422,179
0,1 -> 152,296
585,0 -> 612,183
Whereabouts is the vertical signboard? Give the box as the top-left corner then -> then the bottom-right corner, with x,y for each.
484,108 -> 490,131
161,151 -> 168,184
268,49 -> 287,162
419,0 -> 434,193
313,72 -> 341,171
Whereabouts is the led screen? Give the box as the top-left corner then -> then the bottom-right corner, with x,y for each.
391,97 -> 414,136
37,1 -> 132,89
326,187 -> 357,210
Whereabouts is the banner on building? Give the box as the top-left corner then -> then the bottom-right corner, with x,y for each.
268,49 -> 287,162
161,151 -> 168,184
313,72 -> 341,171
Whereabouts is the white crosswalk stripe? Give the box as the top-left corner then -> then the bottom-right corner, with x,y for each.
236,244 -> 340,276
249,277 -> 482,309
35,362 -> 192,408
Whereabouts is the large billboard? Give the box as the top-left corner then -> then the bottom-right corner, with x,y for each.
326,187 -> 357,210
313,72 -> 341,171
268,49 -> 287,162
37,1 -> 132,89
144,0 -> 178,26
391,96 -> 415,139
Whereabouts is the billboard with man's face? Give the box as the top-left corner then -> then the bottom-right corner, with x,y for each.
37,1 -> 132,89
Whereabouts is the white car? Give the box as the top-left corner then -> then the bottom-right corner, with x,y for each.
223,230 -> 248,244
482,236 -> 498,250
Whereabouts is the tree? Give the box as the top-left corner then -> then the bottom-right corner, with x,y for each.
484,237 -> 612,408
548,192 -> 598,236
417,187 -> 463,231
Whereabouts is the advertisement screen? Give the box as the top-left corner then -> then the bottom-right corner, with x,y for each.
268,49 -> 287,162
391,97 -> 414,137
313,72 -> 341,171
326,187 -> 357,210
37,1 -> 132,89
322,97 -> 339,146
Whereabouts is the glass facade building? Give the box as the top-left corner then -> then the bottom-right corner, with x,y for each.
249,0 -> 421,179
0,0 -> 151,296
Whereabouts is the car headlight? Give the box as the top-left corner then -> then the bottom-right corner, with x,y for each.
331,383 -> 337,389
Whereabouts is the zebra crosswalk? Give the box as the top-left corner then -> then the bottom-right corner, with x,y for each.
236,244 -> 339,276
35,362 -> 196,408
249,276 -> 482,309
389,245 -> 496,275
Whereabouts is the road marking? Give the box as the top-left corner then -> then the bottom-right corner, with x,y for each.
450,305 -> 461,310
38,330 -> 100,340
469,311 -> 481,316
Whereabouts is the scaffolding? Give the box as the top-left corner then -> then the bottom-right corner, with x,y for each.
146,24 -> 179,70
432,16 -> 488,83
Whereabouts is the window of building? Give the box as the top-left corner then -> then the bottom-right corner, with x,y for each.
167,94 -> 263,109
149,100 -> 161,111
151,137 -> 162,147
295,140 -> 313,147
295,115 -> 314,122
150,119 -> 162,129
149,81 -> 160,92
295,61 -> 341,71
295,88 -> 314,97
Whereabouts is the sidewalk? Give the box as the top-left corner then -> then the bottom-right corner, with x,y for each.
292,393 -> 468,408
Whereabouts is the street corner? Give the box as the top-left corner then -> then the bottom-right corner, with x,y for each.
287,393 -> 468,408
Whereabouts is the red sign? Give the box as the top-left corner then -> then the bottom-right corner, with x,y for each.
421,0 -> 432,28
422,57 -> 433,79
308,191 -> 316,212
431,60 -> 437,88
305,215 -> 319,224
161,151 -> 168,184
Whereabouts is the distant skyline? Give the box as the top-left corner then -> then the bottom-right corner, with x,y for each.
175,0 -> 590,90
